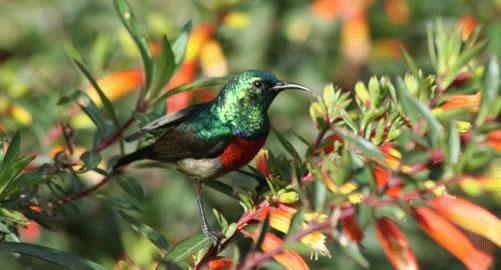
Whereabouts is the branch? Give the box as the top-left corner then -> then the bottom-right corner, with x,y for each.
238,207 -> 354,270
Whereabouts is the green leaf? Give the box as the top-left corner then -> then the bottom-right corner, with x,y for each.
314,173 -> 327,211
288,207 -> 305,235
253,212 -> 270,252
113,0 -> 153,92
71,90 -> 106,131
335,128 -> 386,166
427,23 -> 437,68
477,56 -> 500,125
170,21 -> 192,72
1,131 -> 20,169
80,151 -> 102,171
164,234 -> 211,263
0,221 -> 19,242
205,180 -> 238,200
116,175 -> 144,200
0,208 -> 27,224
448,120 -> 460,166
400,47 -> 428,98
336,231 -> 369,268
0,156 -> 36,195
272,129 -> 300,160
148,35 -> 176,101
95,194 -> 141,212
74,60 -> 119,127
0,172 -> 49,200
151,76 -> 232,106
441,39 -> 488,90
119,211 -> 170,252
224,222 -> 238,239
397,78 -> 444,147
0,242 -> 107,270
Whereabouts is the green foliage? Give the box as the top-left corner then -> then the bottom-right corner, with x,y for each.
0,1 -> 500,270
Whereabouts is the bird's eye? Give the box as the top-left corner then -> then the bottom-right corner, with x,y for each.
253,81 -> 263,88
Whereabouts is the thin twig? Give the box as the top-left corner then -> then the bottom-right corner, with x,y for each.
238,207 -> 354,270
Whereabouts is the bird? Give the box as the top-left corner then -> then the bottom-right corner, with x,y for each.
113,70 -> 310,249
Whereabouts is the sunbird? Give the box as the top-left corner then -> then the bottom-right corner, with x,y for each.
114,70 -> 310,248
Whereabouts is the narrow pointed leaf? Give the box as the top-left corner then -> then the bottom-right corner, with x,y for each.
272,129 -> 300,160
113,0 -> 153,91
288,207 -> 305,235
119,211 -> 170,252
401,47 -> 427,98
441,39 -> 488,90
448,120 -> 460,165
0,156 -> 36,195
170,21 -> 192,72
116,175 -> 144,200
253,212 -> 271,252
0,242 -> 107,270
164,234 -> 211,263
74,60 -> 119,127
71,90 -> 106,131
477,56 -> 500,124
149,35 -> 176,100
397,79 -> 444,146
0,172 -> 49,200
1,130 -> 20,169
95,194 -> 141,212
335,128 -> 386,165
80,151 -> 102,171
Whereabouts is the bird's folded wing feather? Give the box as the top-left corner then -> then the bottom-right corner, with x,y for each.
124,102 -> 210,142
151,127 -> 233,161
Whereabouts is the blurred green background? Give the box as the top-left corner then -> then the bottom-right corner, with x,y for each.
0,0 -> 500,269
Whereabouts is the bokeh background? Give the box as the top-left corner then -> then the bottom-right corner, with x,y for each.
0,0 -> 500,269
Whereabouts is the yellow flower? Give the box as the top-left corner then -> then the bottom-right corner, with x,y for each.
301,228 -> 331,260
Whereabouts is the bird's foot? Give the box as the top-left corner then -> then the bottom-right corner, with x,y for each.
203,229 -> 224,253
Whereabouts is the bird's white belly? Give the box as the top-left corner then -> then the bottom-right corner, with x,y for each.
176,158 -> 224,180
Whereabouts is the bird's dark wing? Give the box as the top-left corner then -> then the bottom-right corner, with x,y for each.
150,125 -> 232,162
124,102 -> 210,142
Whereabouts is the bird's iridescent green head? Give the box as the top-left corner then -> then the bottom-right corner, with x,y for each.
217,70 -> 310,111
212,70 -> 310,137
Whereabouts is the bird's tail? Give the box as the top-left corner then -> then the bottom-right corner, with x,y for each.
113,146 -> 154,170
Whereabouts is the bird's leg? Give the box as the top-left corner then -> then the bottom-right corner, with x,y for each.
193,180 -> 223,251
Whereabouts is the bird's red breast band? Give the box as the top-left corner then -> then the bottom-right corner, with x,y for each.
218,135 -> 267,171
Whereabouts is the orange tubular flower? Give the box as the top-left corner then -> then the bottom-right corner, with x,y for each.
384,0 -> 409,25
256,206 -> 294,234
484,130 -> 501,151
373,166 -> 402,197
200,39 -> 228,77
165,22 -> 215,113
413,206 -> 494,270
342,11 -> 371,64
340,214 -> 363,244
85,68 -> 144,106
457,15 -> 477,41
255,149 -> 270,178
253,229 -> 310,270
437,92 -> 481,112
310,0 -> 340,22
375,218 -> 419,270
165,61 -> 198,113
431,195 -> 501,247
208,258 -> 235,270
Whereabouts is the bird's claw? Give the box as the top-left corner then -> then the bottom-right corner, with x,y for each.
205,230 -> 224,253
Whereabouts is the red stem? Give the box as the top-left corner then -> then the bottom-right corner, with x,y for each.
93,116 -> 135,152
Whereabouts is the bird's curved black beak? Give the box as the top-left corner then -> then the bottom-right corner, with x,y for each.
272,81 -> 311,92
